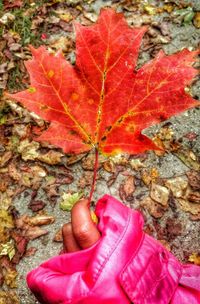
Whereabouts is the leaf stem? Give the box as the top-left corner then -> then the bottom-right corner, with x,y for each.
88,148 -> 99,204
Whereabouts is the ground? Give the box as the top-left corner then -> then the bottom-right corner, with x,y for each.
0,0 -> 200,303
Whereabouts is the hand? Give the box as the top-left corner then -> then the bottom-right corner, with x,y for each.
62,199 -> 101,252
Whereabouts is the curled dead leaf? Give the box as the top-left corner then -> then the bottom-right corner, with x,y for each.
17,139 -> 40,161
150,183 -> 169,206
24,247 -> 37,257
103,160 -> 116,173
188,253 -> 200,265
130,158 -> 146,171
187,192 -> 200,204
4,268 -> 17,288
186,170 -> 200,191
119,175 -> 135,201
25,215 -> 55,226
177,198 -> 200,215
78,171 -> 93,189
28,200 -> 46,212
25,226 -> 48,240
141,168 -> 159,186
193,12 -> 200,28
0,291 -> 19,304
140,196 -> 167,218
37,150 -> 64,165
165,176 -> 188,198
0,151 -> 12,168
53,228 -> 63,242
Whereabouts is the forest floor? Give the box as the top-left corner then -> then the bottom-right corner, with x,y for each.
0,0 -> 200,303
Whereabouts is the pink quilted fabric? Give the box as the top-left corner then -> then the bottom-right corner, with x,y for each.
27,195 -> 200,303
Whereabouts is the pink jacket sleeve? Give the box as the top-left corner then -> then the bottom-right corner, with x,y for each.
27,195 -> 200,304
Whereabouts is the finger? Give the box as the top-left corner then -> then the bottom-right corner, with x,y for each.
71,199 -> 101,249
62,222 -> 81,252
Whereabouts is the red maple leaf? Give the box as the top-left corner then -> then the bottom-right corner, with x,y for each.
7,9 -> 199,156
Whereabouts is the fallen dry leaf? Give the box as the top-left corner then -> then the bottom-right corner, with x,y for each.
102,160 -> 116,173
188,253 -> 200,265
187,192 -> 200,204
165,218 -> 182,239
17,139 -> 40,161
150,183 -> 169,206
26,214 -> 55,226
0,291 -> 19,304
25,247 -> 37,257
53,228 -> 63,242
141,168 -> 159,186
193,12 -> 200,28
119,175 -> 135,201
37,150 -> 64,165
186,170 -> 200,191
140,196 -> 167,218
78,171 -> 94,189
24,226 -> 48,240
177,198 -> 200,215
0,151 -> 12,168
3,268 -> 17,288
28,200 -> 46,212
165,176 -> 188,198
130,158 -> 146,171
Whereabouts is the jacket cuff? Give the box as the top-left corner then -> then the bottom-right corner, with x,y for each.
119,233 -> 182,304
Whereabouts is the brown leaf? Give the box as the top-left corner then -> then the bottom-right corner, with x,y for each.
103,160 -> 116,173
37,150 -> 64,165
53,228 -> 63,242
141,168 -> 159,186
25,226 -> 48,240
107,165 -> 124,187
0,151 -> 12,168
11,231 -> 28,264
78,171 -> 93,189
187,192 -> 200,204
4,268 -> 17,288
28,200 -> 46,212
119,176 -> 135,201
150,183 -> 169,206
165,176 -> 188,198
130,158 -> 146,171
24,247 -> 37,257
140,196 -> 167,218
186,170 -> 200,191
177,198 -> 200,215
0,291 -> 19,303
190,213 -> 200,221
8,163 -> 21,181
188,253 -> 200,265
193,12 -> 200,28
165,218 -> 182,239
26,214 -> 55,226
